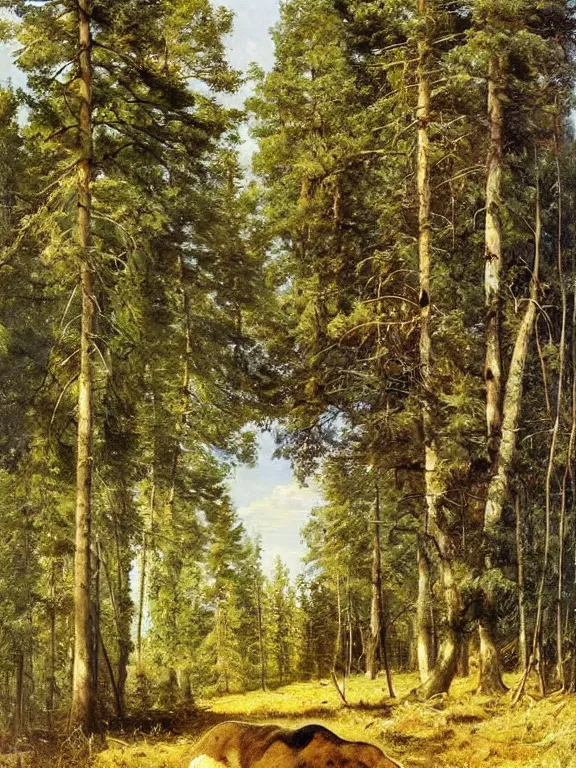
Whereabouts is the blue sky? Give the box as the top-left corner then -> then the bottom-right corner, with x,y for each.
0,0 -> 324,577
229,432 -> 322,577
222,0 -> 324,577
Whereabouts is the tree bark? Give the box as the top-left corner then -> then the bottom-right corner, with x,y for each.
555,147 -> 569,690
511,163 -> 553,705
477,618 -> 506,694
417,540 -> 434,682
70,0 -> 96,733
99,631 -> 123,720
484,54 -> 504,461
515,493 -> 527,673
366,484 -> 383,679
480,103 -> 540,697
414,0 -> 461,700
416,0 -> 439,686
416,530 -> 462,699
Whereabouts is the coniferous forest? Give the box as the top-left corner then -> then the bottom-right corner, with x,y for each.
1,0 -> 576,763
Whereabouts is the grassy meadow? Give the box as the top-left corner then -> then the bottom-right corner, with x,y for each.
90,672 -> 576,768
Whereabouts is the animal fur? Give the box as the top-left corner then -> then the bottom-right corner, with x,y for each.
187,721 -> 402,768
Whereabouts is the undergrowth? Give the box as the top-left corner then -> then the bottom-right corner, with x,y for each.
5,673 -> 576,767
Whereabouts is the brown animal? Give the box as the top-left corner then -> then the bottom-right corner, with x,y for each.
187,721 -> 402,768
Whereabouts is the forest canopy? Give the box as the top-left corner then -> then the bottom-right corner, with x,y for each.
0,0 -> 575,739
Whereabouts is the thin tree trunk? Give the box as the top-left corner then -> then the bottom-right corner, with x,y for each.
13,653 -> 24,737
512,157 -> 561,704
556,146 -> 570,691
112,489 -> 131,711
137,477 -> 155,668
257,576 -> 266,691
366,484 -> 382,679
515,492 -> 528,673
99,539 -> 128,716
70,0 -> 96,733
47,559 -> 57,729
347,573 -> 353,678
92,543 -> 100,713
567,257 -> 576,692
333,572 -> 343,674
556,474 -> 568,689
331,573 -> 348,704
480,149 -> 541,695
380,599 -> 396,698
535,145 -> 566,694
99,631 -> 123,719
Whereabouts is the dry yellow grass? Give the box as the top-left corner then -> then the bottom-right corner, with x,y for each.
94,673 -> 576,768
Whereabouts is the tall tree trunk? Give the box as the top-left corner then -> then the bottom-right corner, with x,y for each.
414,0 -> 461,700
555,146 -> 570,691
366,484 -> 383,679
532,140 -> 566,693
479,89 -> 541,697
477,52 -> 507,696
483,191 -> 540,524
484,55 -> 504,457
70,0 -> 96,733
566,272 -> 576,693
511,164 -> 554,704
416,0 -> 437,684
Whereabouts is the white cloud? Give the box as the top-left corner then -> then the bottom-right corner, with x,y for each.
239,481 -> 321,531
237,481 -> 323,575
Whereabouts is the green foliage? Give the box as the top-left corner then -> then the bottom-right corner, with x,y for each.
0,0 -> 575,736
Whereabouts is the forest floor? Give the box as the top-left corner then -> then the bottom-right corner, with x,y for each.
41,673 -> 576,767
